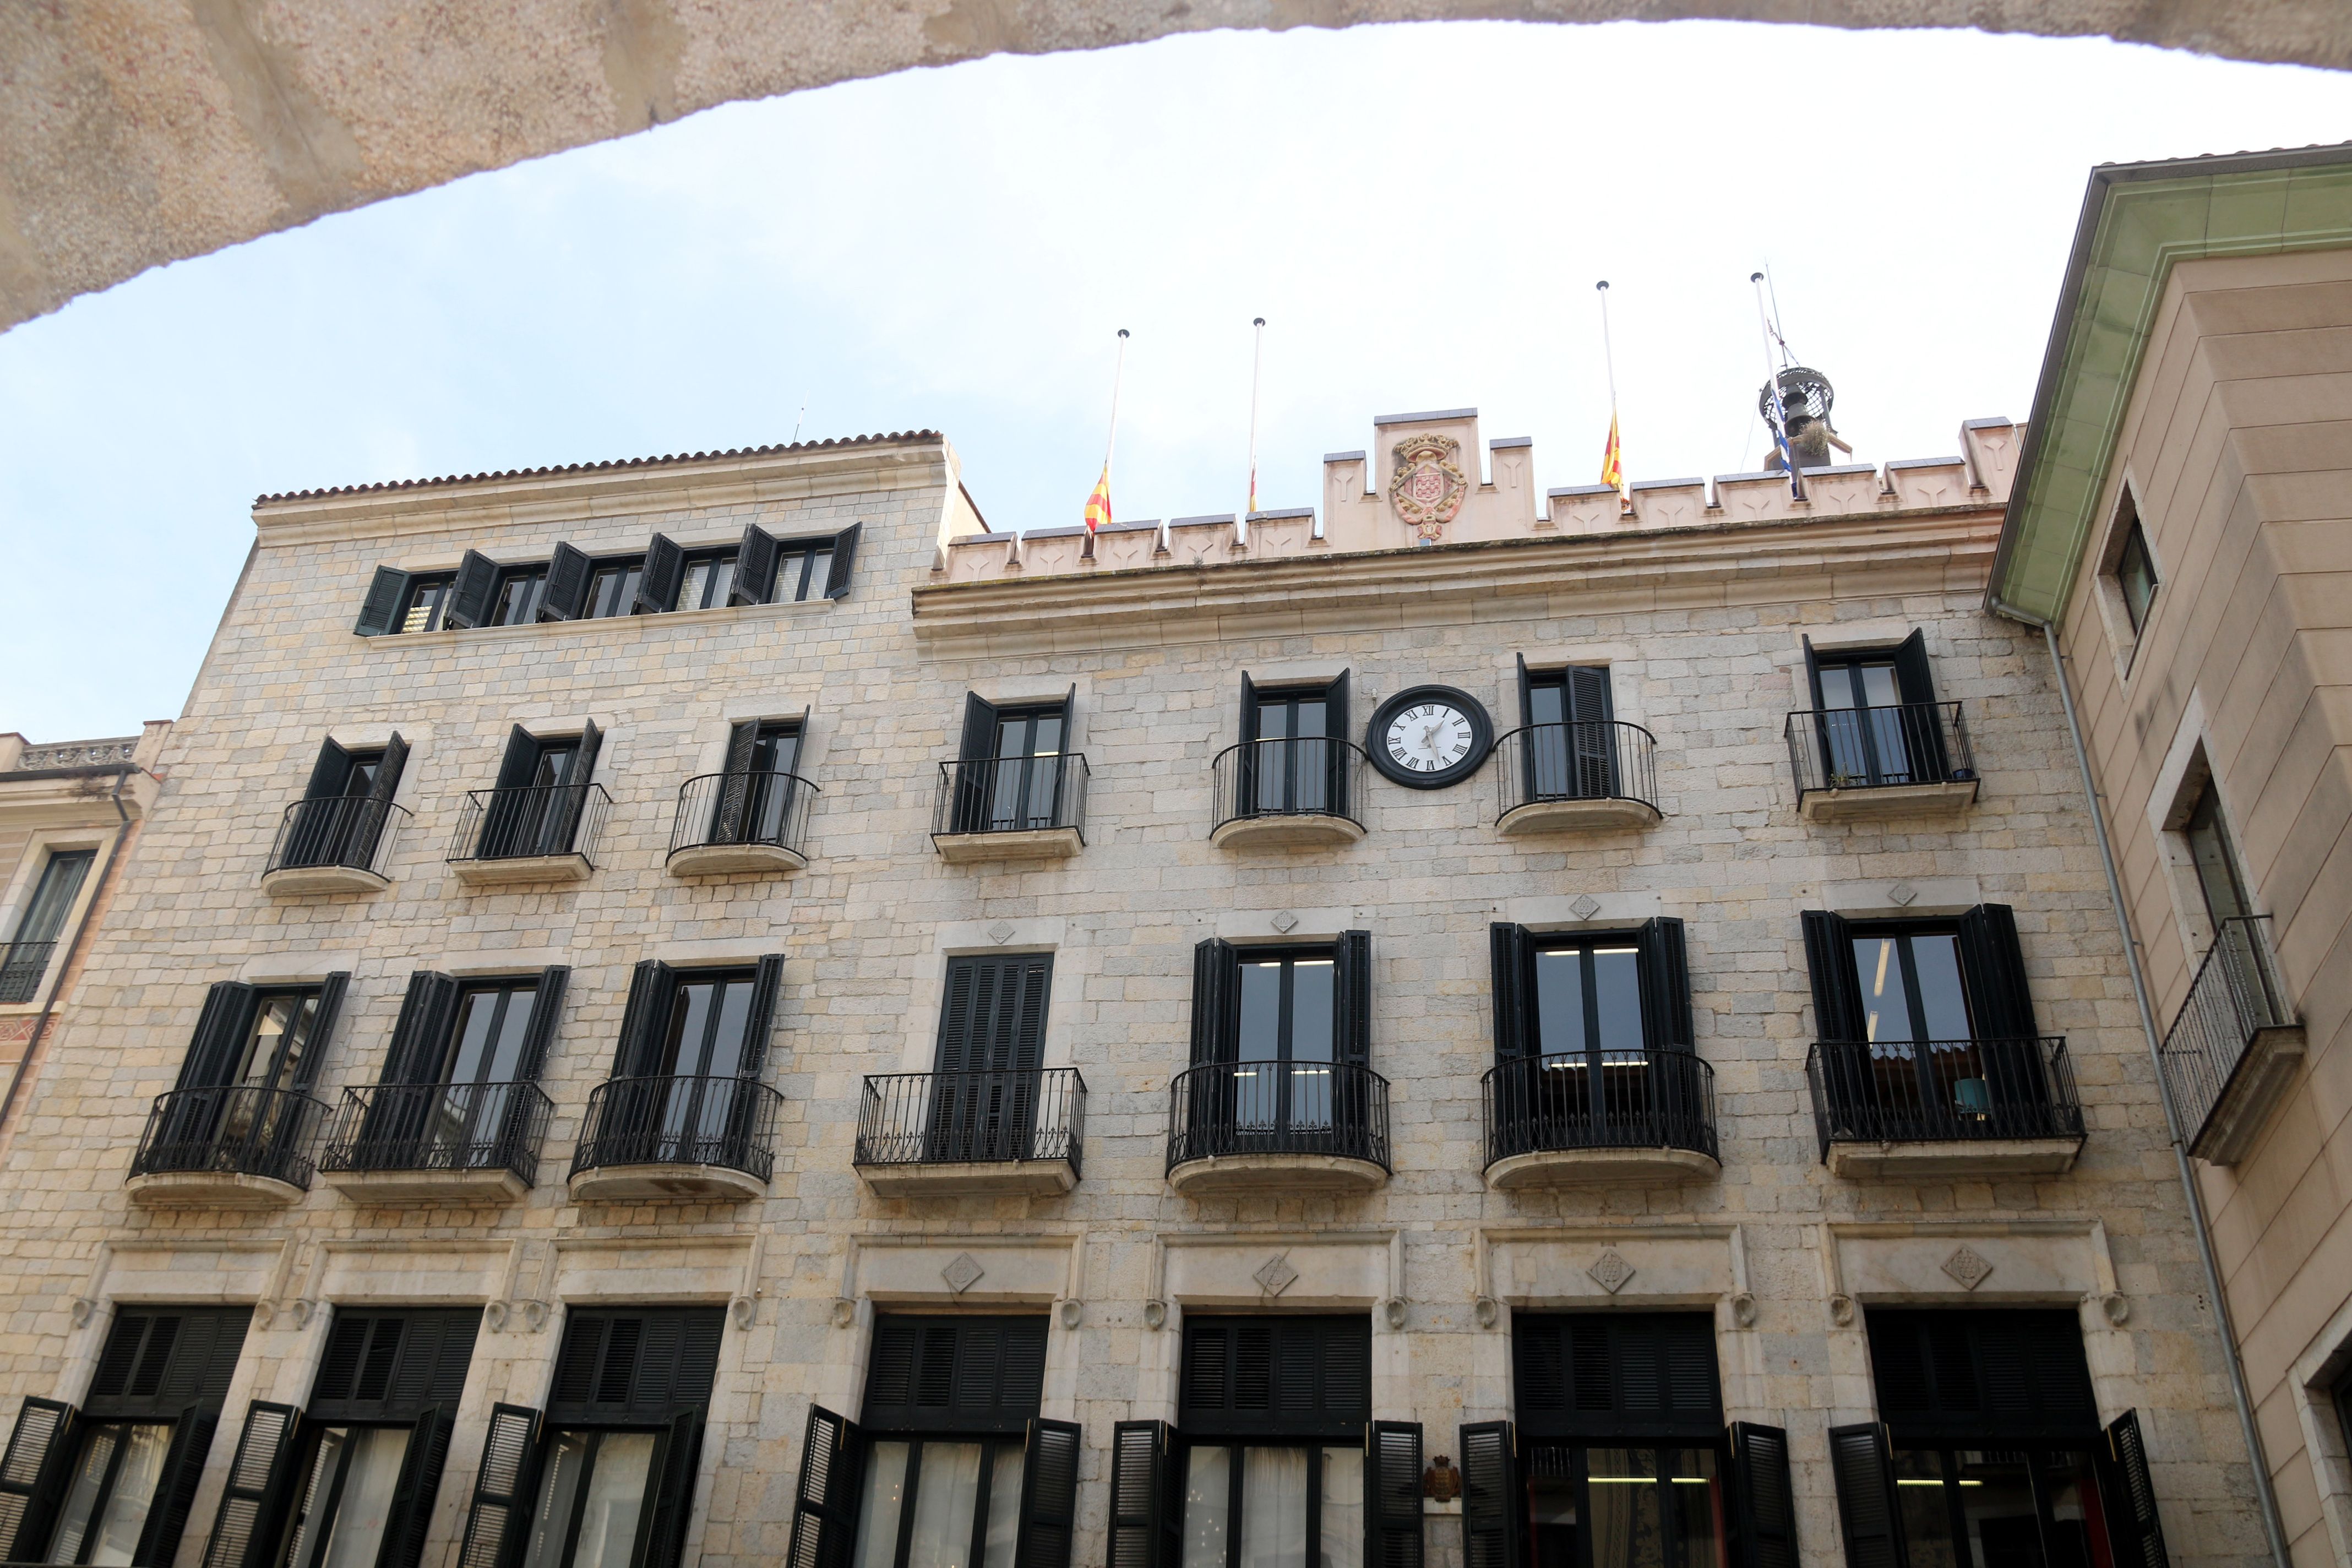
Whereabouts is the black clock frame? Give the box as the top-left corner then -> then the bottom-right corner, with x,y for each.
1366,685 -> 1494,790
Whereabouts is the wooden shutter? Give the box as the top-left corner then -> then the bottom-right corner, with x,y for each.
382,972 -> 462,1086
444,551 -> 500,631
959,693 -> 1000,760
1014,1417 -> 1081,1568
493,727 -> 539,793
549,1310 -> 726,1425
2104,1409 -> 2170,1568
1955,905 -> 2038,1039
1327,669 -> 1352,745
721,720 -> 759,774
785,1404 -> 863,1568
823,523 -> 862,600
636,533 -> 685,614
374,1405 -> 453,1568
540,543 -> 593,622
1510,1315 -> 1721,1441
732,524 -> 780,606
303,738 -> 356,801
130,1404 -> 217,1567
1727,1422 -> 1796,1568
1190,940 -> 1238,1065
200,1401 -> 301,1568
930,954 -> 1052,1077
1106,1420 -> 1172,1568
1490,924 -> 1533,1061
1366,1420 -> 1423,1568
613,961 -> 678,1077
1636,917 -> 1694,1050
0,1397 -> 75,1559
1458,1420 -> 1522,1568
514,967 -> 570,1082
862,1317 -> 1049,1434
1801,911 -> 1866,1042
177,982 -> 257,1090
297,972 -> 350,1090
1514,655 -> 1534,727
1239,672 -> 1260,739
356,568 -> 413,636
1891,629 -> 1937,705
1336,930 -> 1373,1066
640,1407 -> 705,1568
1180,1318 -> 1369,1436
368,733 -> 410,805
1800,635 -> 1827,709
455,1404 -> 538,1568
1826,1422 -> 1904,1568
1566,665 -> 1613,725
572,719 -> 603,785
736,954 -> 786,1077
714,722 -> 761,842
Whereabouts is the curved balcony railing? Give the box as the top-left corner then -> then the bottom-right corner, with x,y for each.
1785,701 -> 1975,796
319,1081 -> 554,1188
449,782 -> 612,865
265,796 -> 410,879
2159,915 -> 2299,1147
668,770 -> 818,861
570,1075 -> 782,1183
1482,1049 -> 1717,1167
0,939 -> 58,1005
1210,738 -> 1367,834
129,1085 -> 327,1189
1166,1060 -> 1390,1174
855,1068 -> 1085,1174
933,753 -> 1089,840
1805,1037 -> 2082,1159
1491,722 -> 1658,819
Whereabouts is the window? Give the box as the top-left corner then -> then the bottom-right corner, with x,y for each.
490,567 -> 549,627
676,551 -> 738,612
1185,936 -> 1373,1159
734,523 -> 860,605
584,559 -> 646,620
2116,518 -> 2158,635
1518,660 -> 1616,800
147,978 -> 348,1180
352,968 -> 567,1173
1238,672 -> 1349,818
1850,929 -> 1973,1046
280,735 -> 409,874
774,542 -> 835,603
476,724 -> 602,861
1488,921 -> 1699,1160
927,954 -> 1053,1162
701,718 -> 807,850
948,693 -> 1077,836
2182,780 -> 2252,930
1,847 -> 94,1003
596,957 -> 784,1166
1803,631 -> 1944,788
398,576 -> 455,635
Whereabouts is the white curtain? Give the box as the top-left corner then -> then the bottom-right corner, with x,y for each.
1240,1447 -> 1308,1568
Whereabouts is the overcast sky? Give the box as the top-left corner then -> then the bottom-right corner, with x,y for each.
2,20 -> 2346,739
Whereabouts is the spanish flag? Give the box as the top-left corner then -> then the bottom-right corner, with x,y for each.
1600,411 -> 1624,494
1084,463 -> 1113,532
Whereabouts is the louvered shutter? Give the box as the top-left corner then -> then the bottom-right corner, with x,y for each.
1826,1423 -> 1904,1568
1727,1423 -> 1796,1568
540,543 -> 593,622
355,733 -> 410,867
542,720 -> 603,854
0,1397 -> 75,1559
637,534 -> 685,614
1106,1421 -> 1172,1568
2104,1410 -> 2169,1568
571,720 -> 603,785
1566,666 -> 1616,797
382,972 -> 462,1086
613,961 -> 678,1077
1012,1418 -> 1081,1568
952,692 -> 1000,832
514,967 -> 569,1083
1801,636 -> 1827,710
1636,917 -> 1693,1051
1890,630 -> 1950,778
356,568 -> 413,636
493,727 -> 538,793
1190,940 -> 1238,1065
736,955 -> 786,1077
200,1402 -> 301,1568
824,524 -> 862,600
1801,911 -> 1866,1042
1510,1316 -> 1720,1441
1366,1420 -> 1423,1568
640,1407 -> 705,1568
1490,924 -> 1533,1061
1336,930 -> 1372,1066
1891,629 -> 1937,705
177,982 -> 258,1090
444,551 -> 500,631
1326,671 -> 1353,815
786,1404 -> 863,1568
374,1405 -> 453,1568
714,722 -> 760,842
368,733 -> 410,805
1955,905 -> 2038,1041
304,738 -> 356,801
296,972 -> 350,1090
1514,654 -> 1535,727
731,524 -> 780,606
1458,1421 -> 1522,1568
455,1405 -> 538,1568
129,1404 -> 216,1567
1566,666 -> 1613,726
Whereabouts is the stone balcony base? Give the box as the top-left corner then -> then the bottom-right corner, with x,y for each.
856,1157 -> 1079,1197
1825,1135 -> 2083,1179
567,1162 -> 766,1203
2191,1023 -> 2308,1166
667,841 -> 807,877
1799,780 -> 1980,823
1497,797 -> 1662,837
126,1170 -> 306,1210
322,1167 -> 529,1205
1485,1145 -> 1719,1189
1168,1151 -> 1386,1195
450,854 -> 592,887
1210,815 -> 1366,852
932,826 -> 1084,864
260,864 -> 390,897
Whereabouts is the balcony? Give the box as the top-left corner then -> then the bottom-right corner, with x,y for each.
1209,737 -> 1368,851
447,782 -> 612,886
1784,702 -> 1979,822
261,796 -> 411,895
667,770 -> 818,876
126,1086 -> 326,1208
0,939 -> 57,1005
2158,916 -> 2305,1166
1481,1050 -> 1719,1188
568,1074 -> 782,1202
1492,722 -> 1661,836
318,1081 -> 553,1203
1806,1036 -> 2085,1178
854,1068 -> 1085,1196
1166,1061 -> 1390,1194
931,753 -> 1089,862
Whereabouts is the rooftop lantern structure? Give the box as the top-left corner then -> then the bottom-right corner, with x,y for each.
1760,366 -> 1850,474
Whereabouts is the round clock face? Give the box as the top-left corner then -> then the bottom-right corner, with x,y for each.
1367,685 -> 1494,789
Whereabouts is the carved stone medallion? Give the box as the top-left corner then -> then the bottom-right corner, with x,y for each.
1254,1254 -> 1300,1298
1941,1245 -> 1994,1291
1588,1249 -> 1636,1294
1388,434 -> 1471,543
942,1252 -> 986,1294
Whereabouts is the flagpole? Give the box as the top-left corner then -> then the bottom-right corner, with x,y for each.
1751,271 -> 1804,502
1085,328 -> 1129,557
1596,281 -> 1624,502
1243,316 -> 1265,546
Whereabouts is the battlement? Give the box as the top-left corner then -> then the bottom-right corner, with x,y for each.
940,411 -> 2021,584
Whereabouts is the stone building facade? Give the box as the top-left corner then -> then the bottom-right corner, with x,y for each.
0,391 -> 2282,1568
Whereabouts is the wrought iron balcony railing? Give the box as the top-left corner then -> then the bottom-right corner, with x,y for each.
570,1075 -> 782,1183
1482,1049 -> 1717,1167
933,753 -> 1090,840
318,1081 -> 554,1188
448,782 -> 612,865
0,940 -> 57,1005
1805,1036 -> 2083,1159
669,770 -> 818,862
854,1068 -> 1085,1174
2158,916 -> 2300,1148
1210,737 -> 1368,834
129,1085 -> 328,1189
1166,1060 -> 1391,1174
1491,722 -> 1659,819
265,796 -> 410,879
1785,701 -> 1976,797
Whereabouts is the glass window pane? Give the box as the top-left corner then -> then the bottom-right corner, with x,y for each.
522,1432 -> 592,1568
1183,1447 -> 1232,1568
1892,1451 -> 1960,1568
1238,965 -> 1282,1064
447,991 -> 504,1085
803,551 -> 834,600
2185,790 -> 2250,927
665,982 -> 715,1077
1529,682 -> 1564,729
486,987 -> 537,1083
1591,948 -> 1645,1054
1585,1449 -> 1664,1568
46,1422 -> 120,1564
287,1429 -> 348,1568
314,1427 -> 412,1568
1820,667 -> 1859,710
1664,1450 -> 1722,1568
2038,1452 -> 2100,1568
571,1433 -> 656,1568
1908,935 -> 1972,1041
1296,702 -> 1326,740
1319,1447 -> 1363,1568
82,1423 -> 172,1567
701,979 -> 754,1080
981,1444 -> 1025,1568
1289,962 -> 1335,1065
1526,1448 -> 1578,1568
1535,951 -> 1589,1058
1859,665 -> 1901,708
1240,1446 -> 1308,1568
679,563 -> 711,614
1952,1451 -> 2042,1568
14,852 -> 94,944
856,1443 -> 911,1568
908,1443 -> 983,1568
1853,938 -> 1917,1046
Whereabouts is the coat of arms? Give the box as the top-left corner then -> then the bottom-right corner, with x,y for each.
1388,434 -> 1469,542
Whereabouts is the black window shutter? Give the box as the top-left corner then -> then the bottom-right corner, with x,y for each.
129,1403 -> 216,1567
640,1407 -> 705,1568
512,967 -> 570,1084
1014,1417 -> 1081,1568
637,533 -> 685,614
824,523 -> 862,600
540,543 -> 594,622
959,693 -> 1000,761
1567,665 -> 1613,726
1826,1422 -> 1904,1568
731,524 -> 780,606
546,721 -> 602,854
199,1401 -> 301,1568
1801,635 -> 1826,710
1366,1420 -> 1423,1568
382,972 -> 462,1086
1956,905 -> 2038,1039
0,1397 -> 75,1559
1636,917 -> 1694,1051
613,961 -> 679,1078
1458,1420 -> 1522,1568
298,972 -> 350,1090
1490,924 -> 1533,1061
444,551 -> 501,631
1801,911 -> 1866,1042
1106,1420 -> 1172,1568
1336,930 -> 1373,1066
737,954 -> 786,1077
366,732 -> 410,812
1727,1422 -> 1796,1568
177,982 -> 257,1090
714,723 -> 761,841
785,1403 -> 864,1568
493,727 -> 539,792
1514,655 -> 1534,728
573,718 -> 604,783
375,1405 -> 454,1568
1190,939 -> 1238,1065
2103,1409 -> 2170,1568
1327,669 -> 1352,744
1239,672 -> 1260,739
356,568 -> 413,636
303,738 -> 356,801
455,1404 -> 538,1568
722,720 -> 759,775
1891,629 -> 1937,705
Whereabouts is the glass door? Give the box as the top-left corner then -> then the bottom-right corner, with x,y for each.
853,1438 -> 1026,1568
1247,693 -> 1331,817
1178,1442 -> 1363,1568
1816,658 -> 1917,786
1229,954 -> 1336,1142
1522,1445 -> 1726,1568
983,709 -> 1065,832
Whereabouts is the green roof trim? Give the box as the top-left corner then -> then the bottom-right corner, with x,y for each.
1989,144 -> 2352,627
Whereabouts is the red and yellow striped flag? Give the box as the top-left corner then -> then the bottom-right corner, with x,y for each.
1084,464 -> 1113,532
1600,411 -> 1624,492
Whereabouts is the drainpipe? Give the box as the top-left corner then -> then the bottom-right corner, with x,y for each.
2037,618 -> 2291,1568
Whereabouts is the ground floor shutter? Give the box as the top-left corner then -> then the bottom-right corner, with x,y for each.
1458,1420 -> 1521,1568
456,1404 -> 540,1568
785,1404 -> 863,1568
129,1404 -> 217,1566
1106,1420 -> 1173,1568
2103,1410 -> 2169,1568
0,1396 -> 75,1558
375,1405 -> 454,1568
1726,1422 -> 1795,1568
1826,1422 -> 1904,1568
1367,1420 -> 1423,1568
1014,1417 -> 1081,1568
641,1406 -> 705,1568
201,1401 -> 302,1568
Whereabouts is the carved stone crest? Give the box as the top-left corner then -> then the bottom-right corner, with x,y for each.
1254,1254 -> 1300,1298
942,1253 -> 986,1294
1942,1245 -> 1994,1291
1388,434 -> 1470,543
1588,1249 -> 1636,1294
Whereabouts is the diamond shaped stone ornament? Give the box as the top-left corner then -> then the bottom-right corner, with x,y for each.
1942,1246 -> 1994,1291
1271,911 -> 1299,934
987,922 -> 1015,945
1254,1254 -> 1300,1298
942,1253 -> 986,1294
1887,881 -> 1919,907
1587,1250 -> 1635,1294
1570,895 -> 1603,921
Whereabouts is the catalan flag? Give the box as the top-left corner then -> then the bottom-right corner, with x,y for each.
1600,411 -> 1624,493
1084,463 -> 1113,533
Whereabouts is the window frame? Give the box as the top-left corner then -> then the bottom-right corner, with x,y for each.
1521,1439 -> 1729,1568
515,1422 -> 676,1568
1841,920 -> 1977,1048
583,557 -> 649,620
0,846 -> 97,1006
396,575 -> 457,635
2115,520 -> 2158,635
488,564 -> 551,627
772,540 -> 837,604
280,1419 -> 422,1568
651,966 -> 763,1080
676,549 -> 739,613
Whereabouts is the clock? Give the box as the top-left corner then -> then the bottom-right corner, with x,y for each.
1367,685 -> 1493,789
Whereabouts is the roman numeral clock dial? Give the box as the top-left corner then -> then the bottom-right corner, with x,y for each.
1365,685 -> 1494,790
